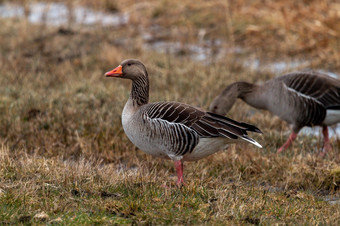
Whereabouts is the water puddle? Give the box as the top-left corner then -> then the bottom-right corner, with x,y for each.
143,38 -> 314,73
322,196 -> 340,205
2,2 -> 340,81
0,2 -> 128,26
0,2 -> 337,75
142,40 -> 228,62
243,59 -> 310,74
317,70 -> 339,79
300,125 -> 340,138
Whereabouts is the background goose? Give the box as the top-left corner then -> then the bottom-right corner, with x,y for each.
105,59 -> 262,186
209,71 -> 340,155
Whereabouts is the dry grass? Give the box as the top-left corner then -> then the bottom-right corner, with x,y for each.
1,0 -> 340,224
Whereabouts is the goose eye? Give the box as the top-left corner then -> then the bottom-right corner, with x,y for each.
127,63 -> 131,66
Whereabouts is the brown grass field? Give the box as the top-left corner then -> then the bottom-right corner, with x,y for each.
1,0 -> 340,224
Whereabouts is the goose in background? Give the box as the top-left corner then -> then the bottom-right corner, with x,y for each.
105,59 -> 262,186
209,71 -> 340,155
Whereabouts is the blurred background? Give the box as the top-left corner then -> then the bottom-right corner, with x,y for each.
2,0 -> 339,68
1,0 -> 339,157
1,0 -> 340,224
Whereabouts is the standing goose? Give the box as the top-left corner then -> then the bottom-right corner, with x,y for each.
209,71 -> 340,155
105,59 -> 262,186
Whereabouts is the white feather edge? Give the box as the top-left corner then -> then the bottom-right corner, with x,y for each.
240,136 -> 262,148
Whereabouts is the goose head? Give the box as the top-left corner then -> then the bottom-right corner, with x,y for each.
105,59 -> 148,81
209,81 -> 256,116
209,95 -> 235,116
209,84 -> 240,115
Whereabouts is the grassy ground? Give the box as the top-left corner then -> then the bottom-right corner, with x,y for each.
1,0 -> 340,224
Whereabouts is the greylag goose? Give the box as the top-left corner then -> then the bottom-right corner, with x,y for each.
209,71 -> 340,155
105,59 -> 262,186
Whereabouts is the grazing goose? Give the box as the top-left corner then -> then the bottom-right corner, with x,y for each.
209,71 -> 340,155
105,59 -> 262,186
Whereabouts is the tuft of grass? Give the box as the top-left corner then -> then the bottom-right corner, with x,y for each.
1,145 -> 340,224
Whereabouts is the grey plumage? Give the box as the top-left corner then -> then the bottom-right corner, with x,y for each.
209,71 -> 340,153
140,101 -> 261,158
105,59 -> 262,185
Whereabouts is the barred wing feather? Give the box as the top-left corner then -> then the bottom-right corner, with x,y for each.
143,102 -> 262,148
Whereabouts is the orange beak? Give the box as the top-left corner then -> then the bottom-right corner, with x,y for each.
105,65 -> 123,77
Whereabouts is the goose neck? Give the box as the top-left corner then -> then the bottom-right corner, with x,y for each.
130,76 -> 149,106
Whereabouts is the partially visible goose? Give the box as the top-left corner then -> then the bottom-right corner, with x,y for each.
105,59 -> 262,186
209,71 -> 340,155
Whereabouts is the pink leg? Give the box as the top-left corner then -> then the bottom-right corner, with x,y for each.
320,125 -> 332,157
174,160 -> 186,186
277,132 -> 298,153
